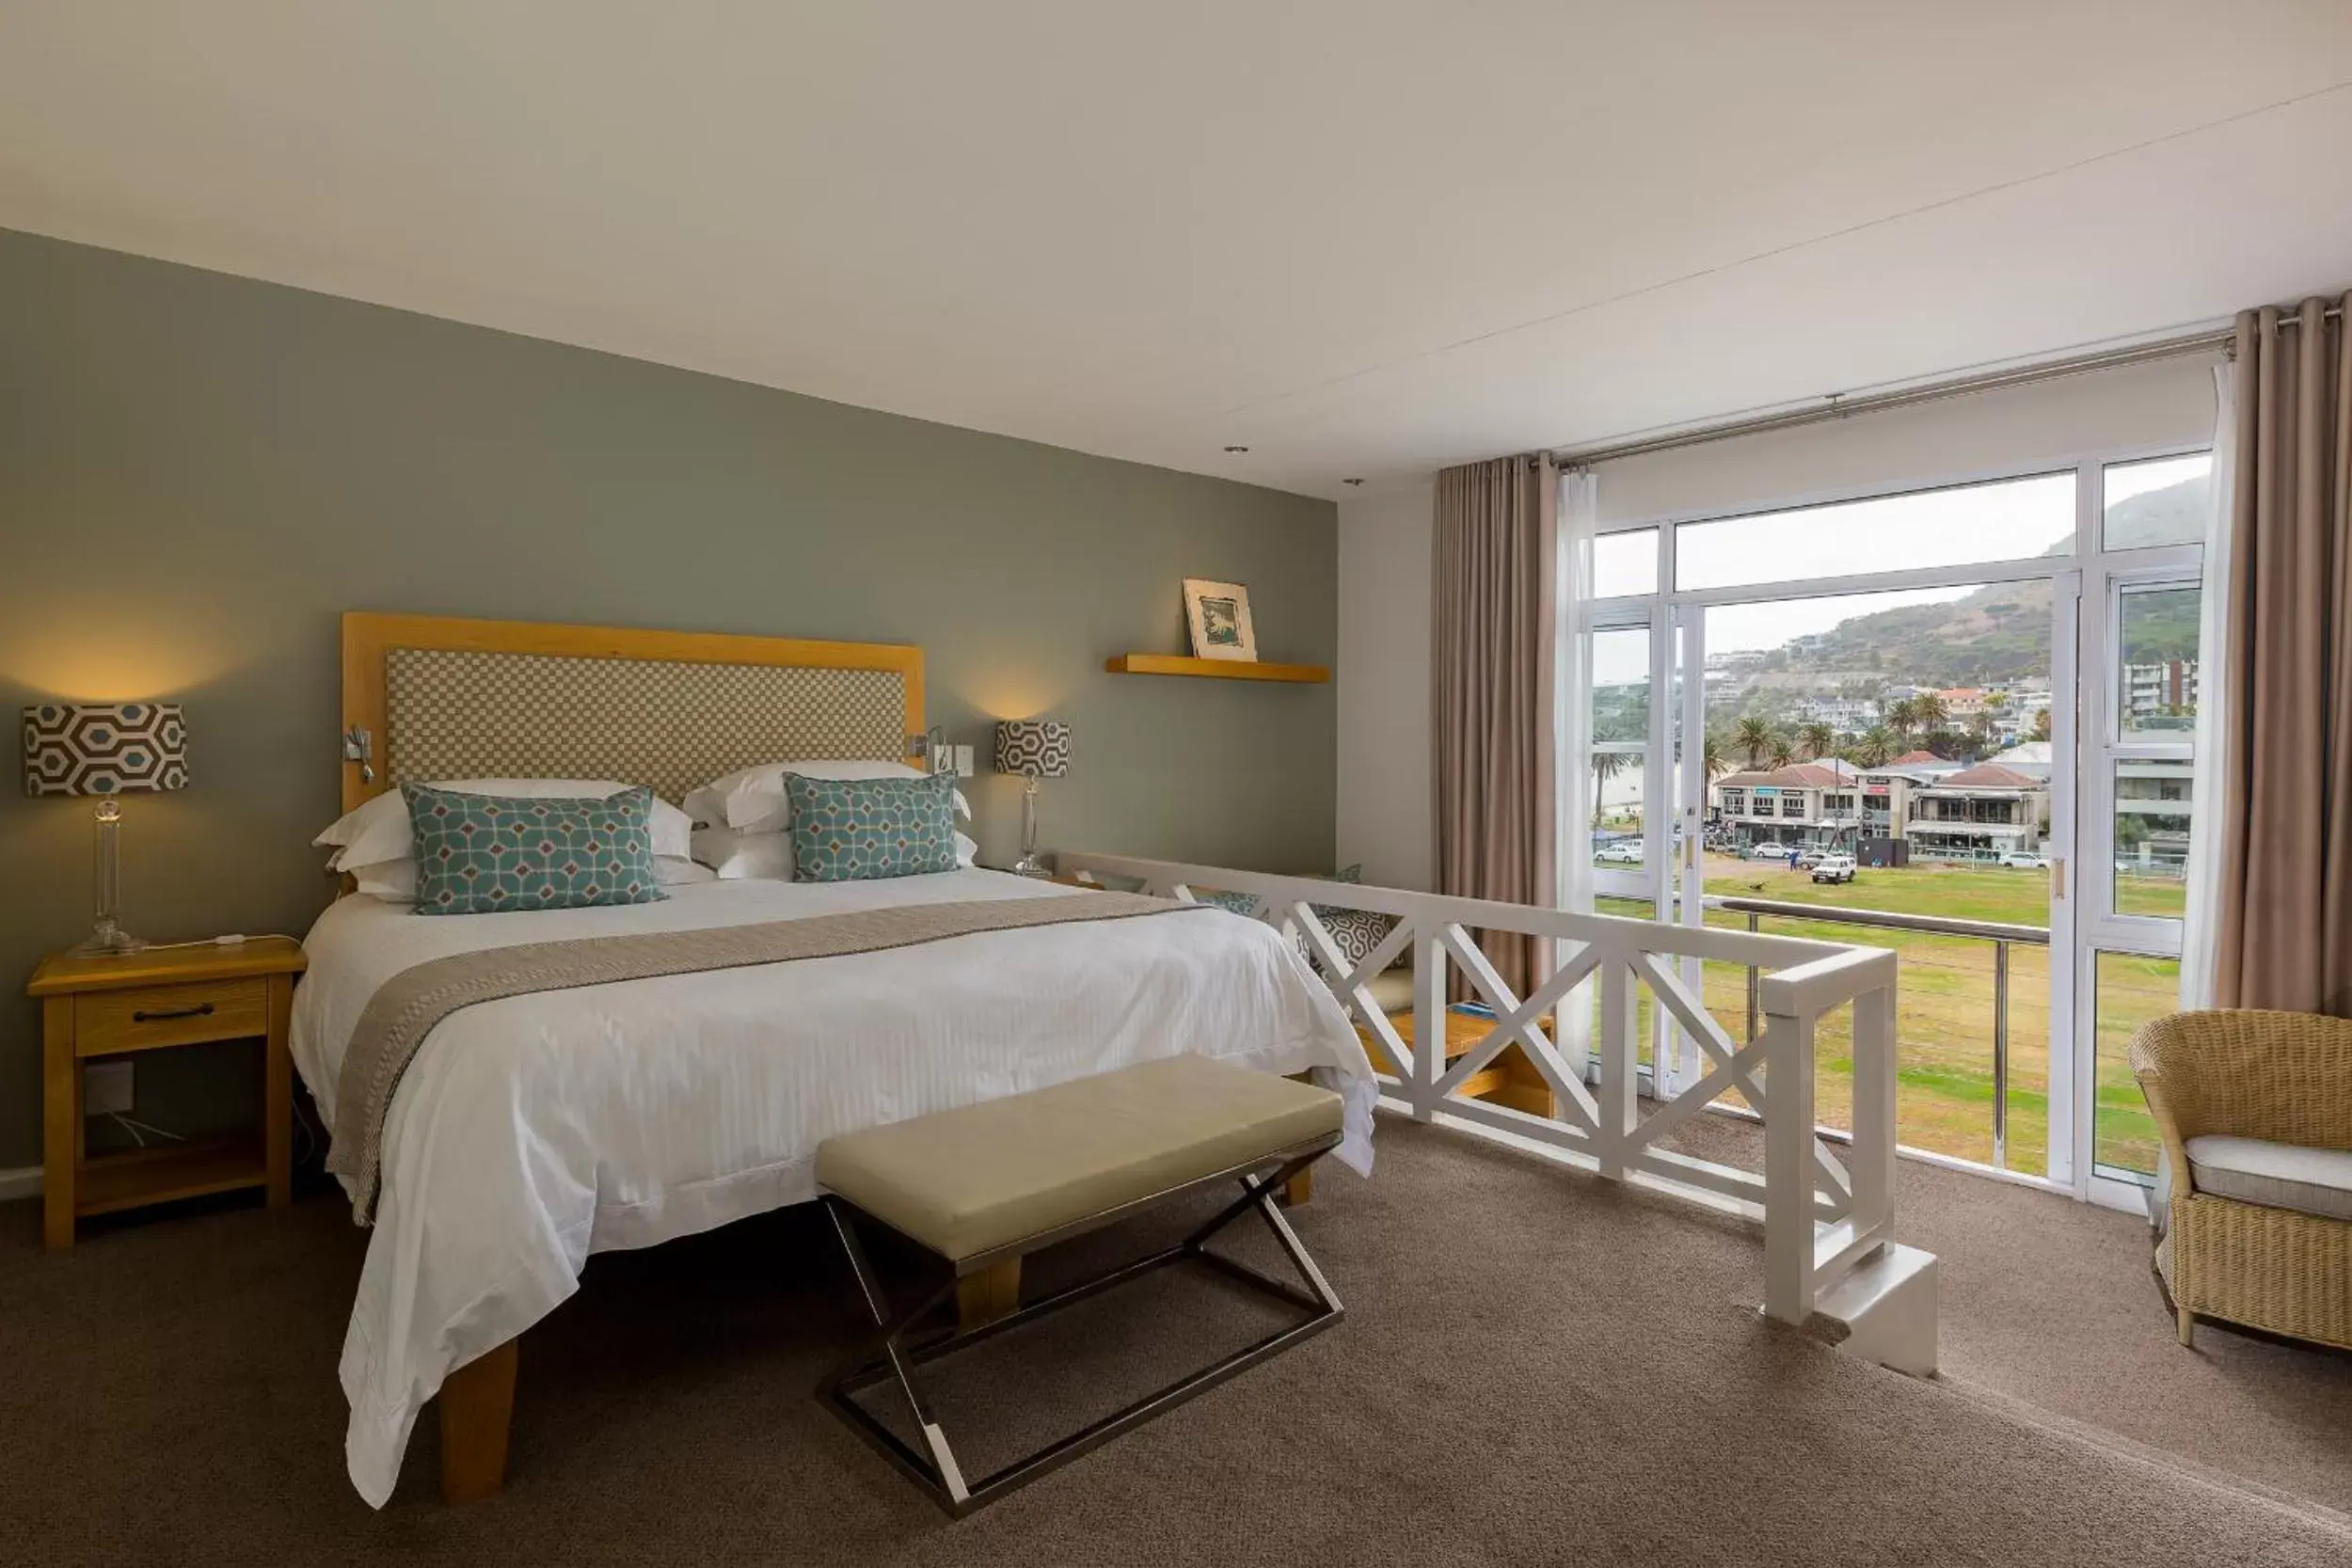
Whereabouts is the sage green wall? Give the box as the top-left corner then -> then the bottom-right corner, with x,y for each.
0,228 -> 1338,1171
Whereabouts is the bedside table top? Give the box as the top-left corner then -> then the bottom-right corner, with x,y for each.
29,935 -> 307,997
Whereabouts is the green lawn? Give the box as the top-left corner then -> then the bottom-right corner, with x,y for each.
1629,859 -> 2175,1177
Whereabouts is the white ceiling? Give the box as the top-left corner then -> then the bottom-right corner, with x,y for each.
4,4 -> 2349,501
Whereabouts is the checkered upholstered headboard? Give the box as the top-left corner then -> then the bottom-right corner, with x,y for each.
342,614 -> 925,811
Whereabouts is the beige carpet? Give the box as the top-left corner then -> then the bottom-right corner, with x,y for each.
1666,1113 -> 2352,1519
2,1115 -> 2346,1566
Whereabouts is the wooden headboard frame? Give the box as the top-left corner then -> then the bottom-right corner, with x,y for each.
339,612 -> 926,812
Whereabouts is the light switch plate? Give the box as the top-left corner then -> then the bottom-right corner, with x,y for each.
85,1060 -> 134,1117
953,744 -> 975,778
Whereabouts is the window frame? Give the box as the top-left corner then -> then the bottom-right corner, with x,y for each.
2078,519 -> 2205,954
1583,602 -> 1660,903
2073,446 -> 2211,1203
1580,435 -> 2214,1211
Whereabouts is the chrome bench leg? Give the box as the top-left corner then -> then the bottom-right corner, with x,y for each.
818,1145 -> 1343,1516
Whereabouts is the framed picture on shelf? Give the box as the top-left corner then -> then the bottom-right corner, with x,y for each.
1183,578 -> 1257,662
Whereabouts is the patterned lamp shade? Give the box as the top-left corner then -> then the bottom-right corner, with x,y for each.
993,719 -> 1071,779
23,704 -> 187,797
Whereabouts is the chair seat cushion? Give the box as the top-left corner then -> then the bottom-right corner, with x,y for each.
816,1054 -> 1343,1261
2186,1134 -> 2352,1223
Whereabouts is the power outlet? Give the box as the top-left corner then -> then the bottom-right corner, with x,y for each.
85,1059 -> 134,1117
952,744 -> 975,778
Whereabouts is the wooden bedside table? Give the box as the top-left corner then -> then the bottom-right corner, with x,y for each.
27,936 -> 307,1252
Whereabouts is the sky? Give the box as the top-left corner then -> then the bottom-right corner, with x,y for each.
1588,453 -> 2212,676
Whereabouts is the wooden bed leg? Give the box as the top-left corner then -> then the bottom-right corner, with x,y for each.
440,1338 -> 519,1504
2176,1307 -> 2196,1348
1279,1072 -> 1315,1207
958,1259 -> 1022,1331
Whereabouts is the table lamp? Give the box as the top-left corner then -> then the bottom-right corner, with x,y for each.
993,719 -> 1070,877
24,703 -> 188,954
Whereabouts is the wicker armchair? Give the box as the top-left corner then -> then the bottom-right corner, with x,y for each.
2129,1009 -> 2352,1351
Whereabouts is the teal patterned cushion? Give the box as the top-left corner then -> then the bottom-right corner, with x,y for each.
404,784 -> 668,916
1310,863 -> 1366,922
1193,865 -> 1402,972
787,770 -> 960,882
1310,863 -> 1401,963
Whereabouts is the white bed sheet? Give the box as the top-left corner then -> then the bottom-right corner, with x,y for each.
290,868 -> 1375,1508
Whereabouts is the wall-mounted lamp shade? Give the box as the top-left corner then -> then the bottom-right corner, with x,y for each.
993,719 -> 1071,779
23,704 -> 187,797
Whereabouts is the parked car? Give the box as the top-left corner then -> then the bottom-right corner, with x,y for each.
1746,842 -> 1795,862
1811,854 -> 1857,884
1997,852 -> 2052,869
1596,841 -> 1644,865
1792,848 -> 1828,870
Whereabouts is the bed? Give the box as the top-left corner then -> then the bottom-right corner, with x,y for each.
295,613 -> 1376,1509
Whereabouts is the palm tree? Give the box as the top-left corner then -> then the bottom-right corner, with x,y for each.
1590,751 -> 1627,829
1884,697 -> 1920,749
2031,707 -> 2053,742
1766,736 -> 1796,770
1855,725 -> 1897,767
1734,716 -> 1774,768
1912,691 -> 1951,734
1701,731 -> 1729,782
1967,711 -> 1996,756
1798,721 -> 1836,761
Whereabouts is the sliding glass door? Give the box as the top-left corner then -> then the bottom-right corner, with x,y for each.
1661,577 -> 2074,1177
1575,451 -> 2208,1202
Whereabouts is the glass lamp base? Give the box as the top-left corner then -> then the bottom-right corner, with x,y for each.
1008,854 -> 1051,878
75,918 -> 149,957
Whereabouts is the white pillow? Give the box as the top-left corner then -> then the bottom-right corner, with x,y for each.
697,759 -> 971,832
349,852 -> 713,903
658,856 -> 720,887
691,824 -> 977,880
315,781 -> 693,866
691,825 -> 795,881
680,784 -> 728,830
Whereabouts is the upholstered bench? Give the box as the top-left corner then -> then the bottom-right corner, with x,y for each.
814,1053 -> 1346,1514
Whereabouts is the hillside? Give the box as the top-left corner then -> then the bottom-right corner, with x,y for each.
1740,475 -> 2203,690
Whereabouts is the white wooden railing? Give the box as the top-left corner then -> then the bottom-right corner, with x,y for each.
1061,852 -> 1904,1328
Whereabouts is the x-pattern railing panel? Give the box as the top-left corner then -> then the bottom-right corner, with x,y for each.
1065,851 -> 1906,1328
1436,925 -> 1601,1132
1624,952 -> 1852,1208
1282,899 -> 1421,1087
1428,941 -> 1599,1102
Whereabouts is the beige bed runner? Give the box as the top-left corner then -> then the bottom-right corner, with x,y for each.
326,890 -> 1204,1223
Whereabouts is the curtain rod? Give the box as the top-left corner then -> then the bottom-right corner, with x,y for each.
1552,304 -> 2341,471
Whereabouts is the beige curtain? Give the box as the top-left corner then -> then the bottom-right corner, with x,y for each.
2211,296 -> 2352,1017
1434,454 -> 1558,997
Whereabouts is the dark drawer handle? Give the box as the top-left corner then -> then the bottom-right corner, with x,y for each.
132,1002 -> 215,1023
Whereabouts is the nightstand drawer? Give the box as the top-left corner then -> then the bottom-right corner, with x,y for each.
74,978 -> 270,1056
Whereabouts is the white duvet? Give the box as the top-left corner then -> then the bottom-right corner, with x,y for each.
290,868 -> 1375,1508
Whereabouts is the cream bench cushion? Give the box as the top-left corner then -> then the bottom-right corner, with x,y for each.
816,1054 -> 1342,1262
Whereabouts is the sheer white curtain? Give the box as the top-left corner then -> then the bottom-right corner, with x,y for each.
1555,468 -> 1599,1058
1556,467 -> 1599,919
2180,362 -> 2238,1009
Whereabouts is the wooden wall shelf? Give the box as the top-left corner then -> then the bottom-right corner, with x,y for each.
1104,654 -> 1329,684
